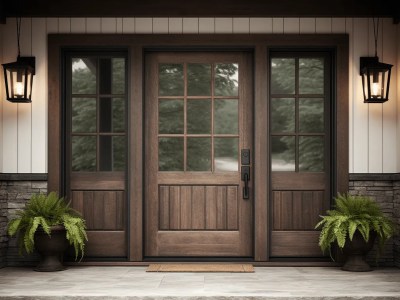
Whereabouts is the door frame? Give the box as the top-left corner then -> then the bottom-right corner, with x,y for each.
48,34 -> 349,262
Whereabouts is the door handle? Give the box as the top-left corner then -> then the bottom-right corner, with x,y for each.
241,166 -> 250,199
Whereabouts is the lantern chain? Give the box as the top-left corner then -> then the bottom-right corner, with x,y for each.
16,17 -> 21,57
372,18 -> 379,58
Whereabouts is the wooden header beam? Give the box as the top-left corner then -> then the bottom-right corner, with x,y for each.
2,0 -> 398,21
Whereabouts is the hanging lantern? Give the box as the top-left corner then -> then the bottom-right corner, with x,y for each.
2,56 -> 35,103
359,18 -> 393,104
2,18 -> 36,103
360,56 -> 392,103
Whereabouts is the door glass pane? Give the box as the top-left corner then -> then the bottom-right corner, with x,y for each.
214,63 -> 239,96
187,99 -> 211,134
159,64 -> 184,96
214,138 -> 238,172
72,98 -> 96,133
99,58 -> 112,94
112,98 -> 125,132
299,58 -> 324,94
159,138 -> 184,171
271,58 -> 295,94
159,100 -> 184,134
99,135 -> 112,171
214,99 -> 238,134
72,58 -> 96,94
113,136 -> 125,171
271,98 -> 295,133
72,136 -> 96,171
187,64 -> 211,96
187,138 -> 211,171
99,97 -> 125,133
299,98 -> 324,133
299,136 -> 324,172
112,58 -> 125,94
271,136 -> 295,171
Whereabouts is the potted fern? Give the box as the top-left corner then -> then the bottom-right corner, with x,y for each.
315,193 -> 396,272
7,192 -> 87,272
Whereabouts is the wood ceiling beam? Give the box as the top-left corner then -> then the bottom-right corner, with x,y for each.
3,0 -> 398,19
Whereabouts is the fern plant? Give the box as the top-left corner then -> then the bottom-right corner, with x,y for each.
315,193 -> 396,257
7,192 -> 88,260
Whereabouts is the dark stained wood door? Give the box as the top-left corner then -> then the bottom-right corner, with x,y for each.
145,52 -> 253,257
269,52 -> 332,257
65,52 -> 128,258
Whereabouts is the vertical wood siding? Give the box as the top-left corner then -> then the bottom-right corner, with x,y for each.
0,17 -> 398,173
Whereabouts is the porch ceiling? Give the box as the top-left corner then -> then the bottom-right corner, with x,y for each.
1,0 -> 399,24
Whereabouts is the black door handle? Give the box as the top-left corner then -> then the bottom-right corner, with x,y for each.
241,166 -> 250,199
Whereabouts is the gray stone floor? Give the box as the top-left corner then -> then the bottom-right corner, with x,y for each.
0,266 -> 400,299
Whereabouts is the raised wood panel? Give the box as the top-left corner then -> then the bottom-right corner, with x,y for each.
85,231 -> 126,257
270,231 -> 322,257
158,185 -> 239,231
71,190 -> 125,230
273,191 -> 325,230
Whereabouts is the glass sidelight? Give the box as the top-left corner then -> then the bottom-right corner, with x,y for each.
270,56 -> 327,172
70,56 -> 127,172
157,62 -> 239,172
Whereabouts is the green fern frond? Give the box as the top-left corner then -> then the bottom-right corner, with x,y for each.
316,193 -> 397,260
6,191 -> 87,260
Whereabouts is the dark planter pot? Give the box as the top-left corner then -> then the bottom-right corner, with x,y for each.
34,225 -> 68,272
341,230 -> 376,272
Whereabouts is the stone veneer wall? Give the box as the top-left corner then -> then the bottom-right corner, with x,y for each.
349,174 -> 400,267
0,174 -> 47,268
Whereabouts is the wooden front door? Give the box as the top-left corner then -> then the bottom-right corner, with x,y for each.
145,52 -> 253,257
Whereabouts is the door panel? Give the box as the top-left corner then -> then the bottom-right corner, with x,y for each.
269,52 -> 331,258
145,52 -> 253,257
65,52 -> 128,258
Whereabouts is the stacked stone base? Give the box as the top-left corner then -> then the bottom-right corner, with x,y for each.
0,175 -> 47,268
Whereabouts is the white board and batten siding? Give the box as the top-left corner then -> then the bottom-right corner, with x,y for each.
0,18 -> 399,174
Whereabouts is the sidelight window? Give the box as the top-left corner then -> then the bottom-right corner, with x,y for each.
69,55 -> 127,172
270,55 -> 328,172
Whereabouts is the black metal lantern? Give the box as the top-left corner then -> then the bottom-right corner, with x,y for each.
360,57 -> 392,103
2,56 -> 35,103
2,18 -> 35,103
360,18 -> 393,104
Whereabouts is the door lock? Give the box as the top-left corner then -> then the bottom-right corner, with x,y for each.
241,166 -> 250,199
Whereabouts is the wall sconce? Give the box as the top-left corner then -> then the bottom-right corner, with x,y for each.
360,18 -> 392,103
2,18 -> 35,103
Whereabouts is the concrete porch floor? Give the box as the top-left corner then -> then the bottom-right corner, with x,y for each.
0,266 -> 400,299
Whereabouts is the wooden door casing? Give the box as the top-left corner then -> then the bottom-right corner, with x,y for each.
145,52 -> 253,257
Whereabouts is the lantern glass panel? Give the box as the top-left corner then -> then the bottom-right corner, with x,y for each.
367,70 -> 386,100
